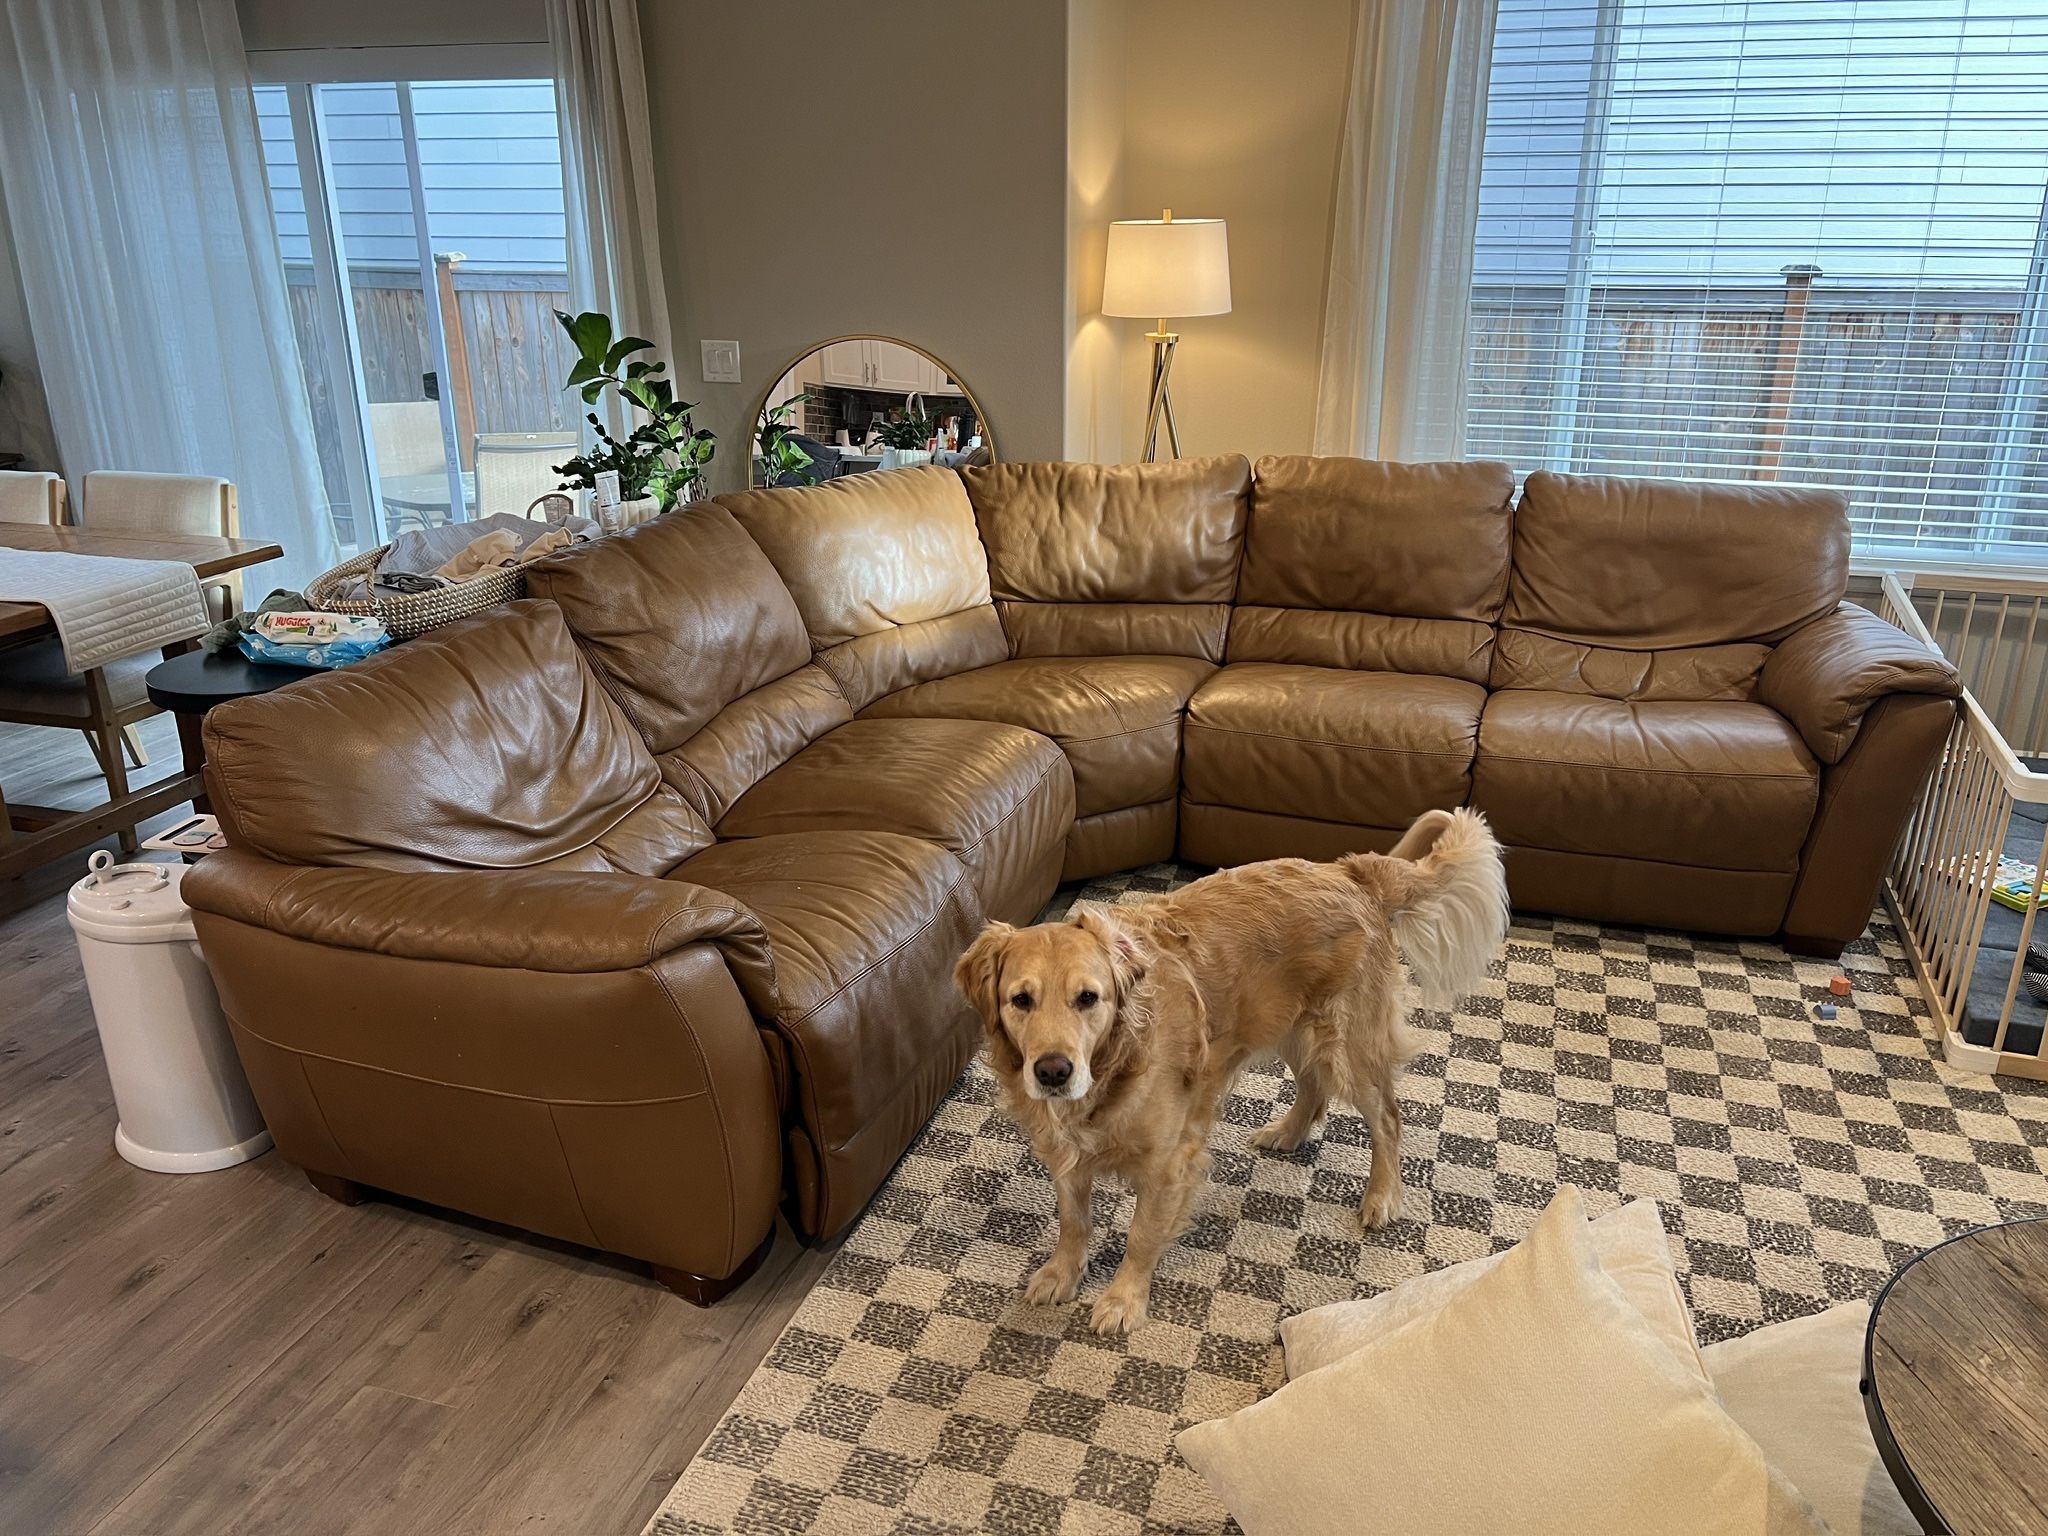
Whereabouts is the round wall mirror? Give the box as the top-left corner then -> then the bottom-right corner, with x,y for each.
750,336 -> 994,488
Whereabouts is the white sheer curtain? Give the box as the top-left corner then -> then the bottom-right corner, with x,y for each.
548,0 -> 673,428
0,0 -> 337,590
1313,0 -> 1498,462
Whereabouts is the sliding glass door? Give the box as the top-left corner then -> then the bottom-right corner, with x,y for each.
255,77 -> 573,551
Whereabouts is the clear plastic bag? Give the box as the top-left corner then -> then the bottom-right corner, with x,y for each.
238,627 -> 391,670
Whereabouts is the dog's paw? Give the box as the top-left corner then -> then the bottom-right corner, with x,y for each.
1359,1182 -> 1405,1231
1249,1117 -> 1318,1154
1024,1259 -> 1082,1307
1089,1283 -> 1149,1336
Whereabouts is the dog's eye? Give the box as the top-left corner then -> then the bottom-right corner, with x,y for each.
1074,989 -> 1099,1009
1009,992 -> 1033,1011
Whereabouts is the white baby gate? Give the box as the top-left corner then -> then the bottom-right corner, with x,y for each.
1877,570 -> 2048,1079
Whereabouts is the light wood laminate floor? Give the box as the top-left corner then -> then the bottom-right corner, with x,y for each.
0,718 -> 832,1534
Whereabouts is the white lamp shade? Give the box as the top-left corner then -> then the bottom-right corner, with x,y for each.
1102,217 -> 1231,319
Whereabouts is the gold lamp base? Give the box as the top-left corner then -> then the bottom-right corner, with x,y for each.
1141,324 -> 1182,463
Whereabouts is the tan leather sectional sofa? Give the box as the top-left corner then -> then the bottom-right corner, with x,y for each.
183,455 -> 1960,1297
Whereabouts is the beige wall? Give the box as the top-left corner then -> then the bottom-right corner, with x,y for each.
1098,0 -> 1356,464
1065,0 -> 1129,463
236,0 -> 545,52
211,1 -> 1351,485
642,3 -> 1072,491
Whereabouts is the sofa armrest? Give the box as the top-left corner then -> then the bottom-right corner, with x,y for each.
182,848 -> 772,981
183,848 -> 784,1285
1759,603 -> 1959,764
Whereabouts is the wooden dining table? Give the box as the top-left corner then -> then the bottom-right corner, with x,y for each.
0,525 -> 285,881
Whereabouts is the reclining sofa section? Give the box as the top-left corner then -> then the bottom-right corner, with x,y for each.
182,456 -> 1961,1296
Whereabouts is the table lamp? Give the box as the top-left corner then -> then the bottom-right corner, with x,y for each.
1102,209 -> 1231,461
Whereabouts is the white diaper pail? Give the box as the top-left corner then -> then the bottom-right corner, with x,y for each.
66,851 -> 272,1172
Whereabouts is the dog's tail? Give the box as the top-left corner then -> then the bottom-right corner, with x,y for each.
1343,808 -> 1508,1012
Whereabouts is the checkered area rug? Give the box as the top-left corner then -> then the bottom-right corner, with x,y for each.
647,865 -> 2048,1535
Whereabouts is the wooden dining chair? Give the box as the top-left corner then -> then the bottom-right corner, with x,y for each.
0,471 -> 155,795
82,471 -> 241,621
0,470 -> 65,526
0,638 -> 163,854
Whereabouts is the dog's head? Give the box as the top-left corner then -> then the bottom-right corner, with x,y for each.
953,907 -> 1148,1102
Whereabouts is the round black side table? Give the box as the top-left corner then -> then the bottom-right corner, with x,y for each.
144,648 -> 306,813
1863,1217 -> 2048,1534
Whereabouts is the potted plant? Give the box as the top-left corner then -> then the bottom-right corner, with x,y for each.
551,310 -> 715,527
755,395 -> 818,487
874,412 -> 934,473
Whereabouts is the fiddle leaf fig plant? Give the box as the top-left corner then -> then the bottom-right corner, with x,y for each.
552,309 -> 715,510
755,395 -> 818,487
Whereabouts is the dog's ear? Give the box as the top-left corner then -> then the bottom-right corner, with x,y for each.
1073,906 -> 1147,1001
957,923 -> 1024,1075
954,922 -> 1016,1032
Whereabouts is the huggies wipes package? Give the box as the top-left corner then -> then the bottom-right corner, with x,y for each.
238,610 -> 392,669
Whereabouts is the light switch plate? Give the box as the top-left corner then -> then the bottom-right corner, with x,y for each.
701,339 -> 742,384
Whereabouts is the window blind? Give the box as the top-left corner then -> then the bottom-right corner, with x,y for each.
1466,0 -> 2048,562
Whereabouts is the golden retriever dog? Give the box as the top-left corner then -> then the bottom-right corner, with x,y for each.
953,808 -> 1507,1334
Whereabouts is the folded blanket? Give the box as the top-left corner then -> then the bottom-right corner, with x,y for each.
0,548 -> 208,671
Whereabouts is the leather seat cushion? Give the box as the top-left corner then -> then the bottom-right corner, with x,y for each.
1184,663 -> 1484,829
0,636 -> 152,719
1474,691 -> 1820,873
672,830 -> 980,1231
859,654 -> 1214,818
716,716 -> 1075,924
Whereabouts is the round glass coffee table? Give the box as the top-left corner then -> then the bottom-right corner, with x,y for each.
1863,1217 -> 2048,1534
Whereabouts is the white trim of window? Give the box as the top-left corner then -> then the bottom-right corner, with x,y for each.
248,42 -> 550,85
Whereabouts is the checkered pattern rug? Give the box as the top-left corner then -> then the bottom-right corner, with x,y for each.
647,865 -> 2048,1535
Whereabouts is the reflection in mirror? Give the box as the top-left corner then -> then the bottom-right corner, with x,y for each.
752,337 -> 992,488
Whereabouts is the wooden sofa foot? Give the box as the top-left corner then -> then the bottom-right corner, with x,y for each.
1783,935 -> 1847,960
306,1171 -> 366,1206
652,1232 -> 773,1306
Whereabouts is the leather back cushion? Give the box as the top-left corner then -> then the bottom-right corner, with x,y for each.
1490,629 -> 1769,701
723,465 -> 1005,708
205,601 -> 709,873
965,455 -> 1250,660
1507,471 -> 1849,649
1232,457 -> 1514,682
525,503 -> 811,753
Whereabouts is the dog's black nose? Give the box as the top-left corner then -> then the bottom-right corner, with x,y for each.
1033,1054 -> 1073,1090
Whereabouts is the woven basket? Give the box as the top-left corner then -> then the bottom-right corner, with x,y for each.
304,544 -> 527,641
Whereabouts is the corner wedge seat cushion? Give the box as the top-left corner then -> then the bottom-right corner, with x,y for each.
716,716 -> 1076,924
673,830 -> 981,1237
1475,691 -> 1820,873
857,654 -> 1214,818
1183,664 -> 1484,830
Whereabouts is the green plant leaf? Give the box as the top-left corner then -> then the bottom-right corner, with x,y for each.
604,336 -> 654,372
562,310 -> 612,363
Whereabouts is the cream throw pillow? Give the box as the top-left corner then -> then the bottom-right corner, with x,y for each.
1177,1187 -> 1832,1536
1705,1303 -> 1916,1536
1282,1195 -> 1711,1390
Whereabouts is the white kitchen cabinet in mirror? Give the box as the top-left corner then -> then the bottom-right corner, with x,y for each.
750,336 -> 993,488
